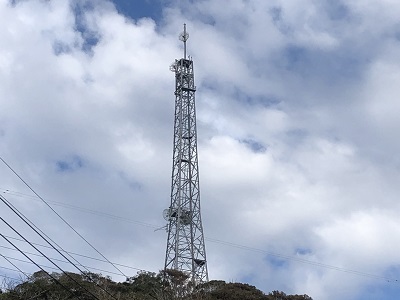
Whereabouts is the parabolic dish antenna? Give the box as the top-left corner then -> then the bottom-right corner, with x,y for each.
179,31 -> 189,42
163,208 -> 171,221
169,62 -> 177,72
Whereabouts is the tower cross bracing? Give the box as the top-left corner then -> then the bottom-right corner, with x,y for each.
164,25 -> 208,283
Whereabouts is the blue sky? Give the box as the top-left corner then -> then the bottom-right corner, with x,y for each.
112,0 -> 162,21
1,1 -> 400,299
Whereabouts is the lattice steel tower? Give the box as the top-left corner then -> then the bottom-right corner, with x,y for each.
163,25 -> 208,283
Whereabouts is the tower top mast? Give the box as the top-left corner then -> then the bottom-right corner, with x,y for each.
179,23 -> 189,59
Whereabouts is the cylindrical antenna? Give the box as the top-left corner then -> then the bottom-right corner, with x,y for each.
179,23 -> 189,59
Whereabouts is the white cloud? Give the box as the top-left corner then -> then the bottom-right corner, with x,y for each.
1,0 -> 400,299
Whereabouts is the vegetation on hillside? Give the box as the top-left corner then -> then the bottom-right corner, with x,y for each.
0,269 -> 312,300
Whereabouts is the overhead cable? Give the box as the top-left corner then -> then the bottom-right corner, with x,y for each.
0,246 -> 132,278
0,156 -> 127,278
0,232 -> 87,300
0,194 -> 122,299
1,217 -> 121,300
0,252 -> 31,279
0,235 -> 147,273
2,184 -> 398,283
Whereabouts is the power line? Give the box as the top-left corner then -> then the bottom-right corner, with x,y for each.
0,187 -> 157,228
0,188 -> 153,274
206,238 -> 399,282
0,245 -> 133,278
0,264 -> 26,275
0,255 -> 54,300
0,235 -> 148,274
0,217 -> 107,300
0,194 -> 101,273
0,199 -> 121,300
2,188 -> 398,283
1,247 -> 123,298
0,189 -> 128,272
0,156 -> 128,278
1,255 -> 62,272
0,194 -> 123,299
1,254 -> 107,278
0,273 -> 21,282
0,232 -> 87,300
0,252 -> 31,279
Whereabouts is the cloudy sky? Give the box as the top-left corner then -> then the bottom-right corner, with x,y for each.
1,0 -> 400,299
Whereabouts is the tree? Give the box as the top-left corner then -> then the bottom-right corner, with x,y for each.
122,271 -> 163,300
0,270 -> 313,300
161,269 -> 194,300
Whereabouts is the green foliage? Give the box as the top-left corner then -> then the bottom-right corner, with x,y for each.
199,282 -> 267,300
267,290 -> 313,300
123,271 -> 164,299
0,270 -> 313,300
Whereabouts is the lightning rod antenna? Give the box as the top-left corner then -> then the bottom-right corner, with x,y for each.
179,23 -> 189,59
